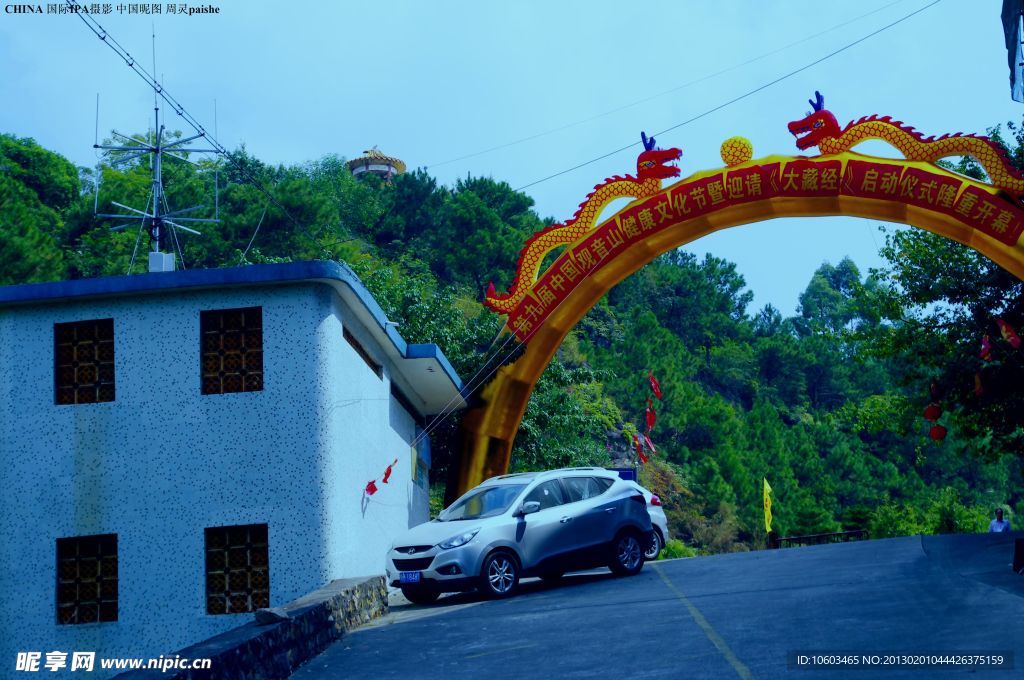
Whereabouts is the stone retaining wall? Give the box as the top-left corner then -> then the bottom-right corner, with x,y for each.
115,576 -> 387,679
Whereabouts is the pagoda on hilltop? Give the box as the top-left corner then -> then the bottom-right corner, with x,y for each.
346,146 -> 406,180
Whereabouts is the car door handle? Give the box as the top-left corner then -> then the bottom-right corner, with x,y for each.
560,516 -> 573,523
604,507 -> 617,513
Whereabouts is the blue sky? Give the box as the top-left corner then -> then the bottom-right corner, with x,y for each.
0,0 -> 1020,316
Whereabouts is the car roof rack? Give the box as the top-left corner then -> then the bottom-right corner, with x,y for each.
486,472 -> 538,481
483,467 -> 615,485
536,467 -> 615,478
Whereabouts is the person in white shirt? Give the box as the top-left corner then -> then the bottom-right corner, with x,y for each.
988,507 -> 1011,533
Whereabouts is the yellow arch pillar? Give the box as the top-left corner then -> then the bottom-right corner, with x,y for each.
454,152 -> 1024,497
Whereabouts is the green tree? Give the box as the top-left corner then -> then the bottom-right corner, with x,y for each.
512,363 -> 623,472
430,176 -> 543,293
0,134 -> 76,284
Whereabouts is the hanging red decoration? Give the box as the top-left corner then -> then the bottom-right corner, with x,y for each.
974,372 -> 984,397
382,458 -> 398,484
929,424 -> 947,442
632,434 -> 648,464
980,334 -> 993,361
997,318 -> 1022,349
923,403 -> 942,421
364,480 -> 378,496
647,371 -> 663,399
643,433 -> 657,454
645,406 -> 657,432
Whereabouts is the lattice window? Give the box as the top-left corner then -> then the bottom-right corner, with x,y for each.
205,524 -> 270,615
200,307 -> 263,395
54,319 -> 115,405
56,534 -> 118,625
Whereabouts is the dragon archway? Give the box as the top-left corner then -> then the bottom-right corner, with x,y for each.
452,92 -> 1024,497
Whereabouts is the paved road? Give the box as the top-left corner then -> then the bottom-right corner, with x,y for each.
293,533 -> 1024,679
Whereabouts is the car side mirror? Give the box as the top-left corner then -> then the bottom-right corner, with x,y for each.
519,501 -> 541,516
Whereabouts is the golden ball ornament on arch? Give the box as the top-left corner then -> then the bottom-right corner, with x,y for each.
720,136 -> 754,166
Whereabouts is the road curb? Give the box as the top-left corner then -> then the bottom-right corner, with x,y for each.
114,576 -> 388,679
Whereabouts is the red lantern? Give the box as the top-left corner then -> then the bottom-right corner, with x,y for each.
365,480 -> 378,496
923,403 -> 942,421
929,424 -> 947,442
974,372 -> 984,397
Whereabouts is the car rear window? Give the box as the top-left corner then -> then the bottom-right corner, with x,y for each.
563,476 -> 610,502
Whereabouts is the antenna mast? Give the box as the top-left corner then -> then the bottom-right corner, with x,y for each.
93,25 -> 219,273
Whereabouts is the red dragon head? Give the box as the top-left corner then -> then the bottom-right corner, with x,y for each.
787,91 -> 841,151
638,132 -> 682,180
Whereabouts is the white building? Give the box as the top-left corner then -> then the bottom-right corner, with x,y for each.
0,261 -> 465,666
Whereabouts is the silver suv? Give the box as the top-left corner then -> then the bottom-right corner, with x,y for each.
386,468 -> 654,603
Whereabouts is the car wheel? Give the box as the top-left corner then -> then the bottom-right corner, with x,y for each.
609,530 -> 645,576
400,585 -> 440,605
480,551 -> 520,598
645,530 -> 664,561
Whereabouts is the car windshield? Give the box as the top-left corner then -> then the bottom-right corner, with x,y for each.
439,484 -> 527,521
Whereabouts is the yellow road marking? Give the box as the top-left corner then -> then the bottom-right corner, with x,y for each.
653,564 -> 754,680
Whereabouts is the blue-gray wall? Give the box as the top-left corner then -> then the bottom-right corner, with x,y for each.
0,282 -> 425,670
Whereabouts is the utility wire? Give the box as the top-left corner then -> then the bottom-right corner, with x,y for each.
428,0 -> 910,170
413,0 -> 944,450
514,0 -> 942,192
410,229 -> 627,449
239,207 -> 268,264
63,0 -> 522,454
64,0 -> 937,457
65,0 -> 312,257
411,323 -> 526,449
410,228 -> 633,450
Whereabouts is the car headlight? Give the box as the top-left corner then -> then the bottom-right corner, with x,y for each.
437,529 -> 479,550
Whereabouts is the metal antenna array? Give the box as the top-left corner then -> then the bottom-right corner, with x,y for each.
93,26 -> 219,273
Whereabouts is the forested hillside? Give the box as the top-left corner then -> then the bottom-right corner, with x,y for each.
2,126 -> 1022,553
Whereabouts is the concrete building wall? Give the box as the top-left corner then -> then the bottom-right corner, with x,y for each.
0,282 -> 423,668
316,288 -> 423,580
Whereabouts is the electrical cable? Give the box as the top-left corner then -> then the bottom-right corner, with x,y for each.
427,0 -> 910,170
411,322 -> 525,449
411,0 -> 943,453
126,189 -> 155,274
64,0 -> 938,464
162,192 -> 188,269
64,0 -> 314,258
409,238 -> 620,450
239,207 -> 268,264
514,0 -> 942,192
62,0 -> 489,453
127,218 -> 146,275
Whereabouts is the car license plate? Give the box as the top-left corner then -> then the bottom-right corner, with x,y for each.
400,571 -> 421,584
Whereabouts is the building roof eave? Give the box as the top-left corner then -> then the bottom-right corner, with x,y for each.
0,261 -> 467,417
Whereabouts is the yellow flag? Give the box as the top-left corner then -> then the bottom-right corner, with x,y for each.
763,478 -> 773,533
